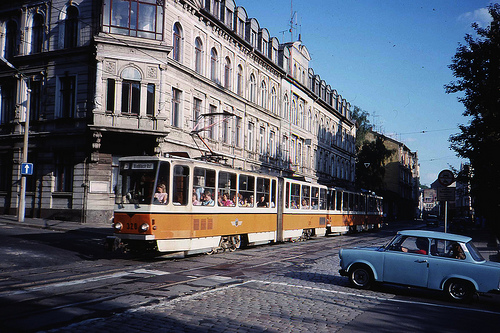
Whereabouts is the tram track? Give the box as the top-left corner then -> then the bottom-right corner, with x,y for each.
0,231 -> 393,332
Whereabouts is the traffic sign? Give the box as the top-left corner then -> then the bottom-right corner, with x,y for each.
438,169 -> 454,187
21,163 -> 33,176
438,187 -> 455,201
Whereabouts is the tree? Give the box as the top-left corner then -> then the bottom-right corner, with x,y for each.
445,4 -> 500,232
355,135 -> 394,192
351,105 -> 372,150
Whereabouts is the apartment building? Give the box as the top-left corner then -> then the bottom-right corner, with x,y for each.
0,0 -> 356,223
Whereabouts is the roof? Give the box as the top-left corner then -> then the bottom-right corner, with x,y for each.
398,230 -> 472,243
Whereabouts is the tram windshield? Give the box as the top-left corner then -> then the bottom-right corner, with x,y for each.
116,161 -> 158,204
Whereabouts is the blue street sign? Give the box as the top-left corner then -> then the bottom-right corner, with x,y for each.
21,163 -> 33,176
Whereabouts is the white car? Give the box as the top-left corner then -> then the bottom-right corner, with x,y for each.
339,230 -> 500,301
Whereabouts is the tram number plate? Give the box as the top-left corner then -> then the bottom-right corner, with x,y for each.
125,223 -> 139,230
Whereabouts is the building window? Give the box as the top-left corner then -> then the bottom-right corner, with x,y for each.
29,80 -> 42,121
269,131 -> 275,158
259,127 -> 266,155
31,13 -> 44,54
270,87 -> 277,114
249,74 -> 256,103
236,65 -> 243,96
208,104 -> 217,140
194,37 -> 203,74
193,97 -> 202,126
5,20 -> 18,59
173,23 -> 182,62
171,88 -> 182,128
283,94 -> 289,120
55,154 -> 73,192
235,117 -> 241,147
102,0 -> 163,40
224,57 -> 232,89
210,48 -> 218,82
65,5 -> 79,48
58,76 -> 76,118
225,8 -> 233,29
248,122 -> 254,151
146,83 -> 155,116
106,79 -> 115,112
0,80 -> 16,124
122,80 -> 140,115
222,112 -> 229,144
260,81 -> 267,109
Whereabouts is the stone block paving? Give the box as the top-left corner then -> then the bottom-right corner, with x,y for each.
45,255 -> 395,332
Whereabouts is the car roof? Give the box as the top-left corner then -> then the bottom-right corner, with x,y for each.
398,230 -> 472,243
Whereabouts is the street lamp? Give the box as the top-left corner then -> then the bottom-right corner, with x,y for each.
0,55 -> 30,222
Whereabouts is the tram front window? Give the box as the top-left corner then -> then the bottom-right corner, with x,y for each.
117,162 -> 157,204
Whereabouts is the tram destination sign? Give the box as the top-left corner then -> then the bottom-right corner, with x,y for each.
132,163 -> 155,170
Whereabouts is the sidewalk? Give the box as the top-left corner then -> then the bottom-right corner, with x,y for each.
0,214 -> 112,237
0,215 -> 498,261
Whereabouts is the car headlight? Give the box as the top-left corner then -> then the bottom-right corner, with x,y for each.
139,223 -> 150,232
113,222 -> 123,231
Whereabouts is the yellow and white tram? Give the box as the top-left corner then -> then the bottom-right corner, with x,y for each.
112,155 -> 383,254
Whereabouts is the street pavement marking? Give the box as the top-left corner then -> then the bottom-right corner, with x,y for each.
131,278 -> 500,316
2,269 -> 170,296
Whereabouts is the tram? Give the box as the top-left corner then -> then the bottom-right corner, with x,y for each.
111,155 -> 383,254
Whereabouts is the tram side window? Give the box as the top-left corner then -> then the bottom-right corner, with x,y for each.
290,183 -> 300,209
154,162 -> 170,205
349,193 -> 355,211
301,185 -> 310,209
319,188 -> 327,210
218,171 -> 237,207
360,194 -> 366,212
238,174 -> 255,207
311,187 -> 319,210
329,189 -> 336,210
337,191 -> 342,211
173,165 -> 189,206
342,192 -> 349,211
285,182 -> 290,208
271,179 -> 276,208
256,177 -> 270,208
193,167 -> 216,206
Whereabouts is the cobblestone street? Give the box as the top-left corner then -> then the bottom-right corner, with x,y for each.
45,253 -> 393,332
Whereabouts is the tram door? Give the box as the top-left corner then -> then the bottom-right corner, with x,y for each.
276,178 -> 284,242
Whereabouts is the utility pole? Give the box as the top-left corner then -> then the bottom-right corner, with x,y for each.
0,55 -> 30,222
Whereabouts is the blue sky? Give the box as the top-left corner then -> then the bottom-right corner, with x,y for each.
237,0 -> 494,186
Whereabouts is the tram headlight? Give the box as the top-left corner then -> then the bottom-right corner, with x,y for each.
113,222 -> 123,231
139,223 -> 150,232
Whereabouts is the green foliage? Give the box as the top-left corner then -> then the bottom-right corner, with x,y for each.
446,4 -> 500,230
351,105 -> 372,150
356,135 -> 394,192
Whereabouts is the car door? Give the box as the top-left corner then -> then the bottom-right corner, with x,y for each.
383,236 -> 429,287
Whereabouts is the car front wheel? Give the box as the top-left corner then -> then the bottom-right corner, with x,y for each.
445,279 -> 475,302
349,265 -> 373,289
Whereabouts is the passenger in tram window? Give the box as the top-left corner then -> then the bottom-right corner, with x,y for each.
202,191 -> 214,206
154,184 -> 168,204
222,193 -> 234,207
236,193 -> 244,206
247,195 -> 254,207
291,200 -> 298,209
301,199 -> 309,209
192,193 -> 201,206
257,195 -> 267,207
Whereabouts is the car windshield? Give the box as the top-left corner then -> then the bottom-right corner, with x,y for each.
465,241 -> 485,262
383,234 -> 402,250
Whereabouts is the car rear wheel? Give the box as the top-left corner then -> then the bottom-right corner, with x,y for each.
349,265 -> 373,289
445,279 -> 475,302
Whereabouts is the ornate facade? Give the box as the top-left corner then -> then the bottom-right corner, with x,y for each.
0,0 -> 356,223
